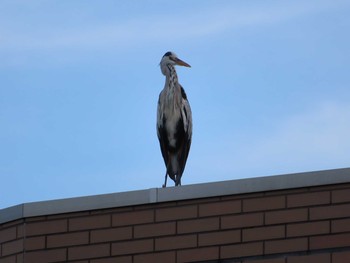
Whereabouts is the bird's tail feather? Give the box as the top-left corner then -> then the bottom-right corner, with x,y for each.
167,154 -> 178,182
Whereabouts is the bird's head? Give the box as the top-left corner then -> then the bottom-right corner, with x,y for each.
160,51 -> 191,75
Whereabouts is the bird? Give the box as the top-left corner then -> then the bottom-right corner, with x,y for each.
157,51 -> 193,187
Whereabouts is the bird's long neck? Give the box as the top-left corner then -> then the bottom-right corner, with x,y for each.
163,64 -> 181,113
165,64 -> 179,92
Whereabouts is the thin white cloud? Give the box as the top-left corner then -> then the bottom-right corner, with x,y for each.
191,101 -> 350,181
0,0 -> 347,52
251,102 -> 350,161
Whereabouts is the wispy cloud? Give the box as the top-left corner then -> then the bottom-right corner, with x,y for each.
250,102 -> 350,164
0,0 -> 346,53
190,101 -> 350,181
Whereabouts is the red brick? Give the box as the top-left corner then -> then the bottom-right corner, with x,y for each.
69,214 -> 110,231
2,239 -> 23,256
199,200 -> 241,217
177,247 -> 219,263
0,255 -> 16,263
287,191 -> 330,207
1,219 -> 23,229
91,226 -> 132,243
266,188 -> 308,196
24,236 -> 45,251
310,204 -> 350,220
265,238 -> 308,254
243,196 -> 285,212
288,253 -> 331,263
156,205 -> 197,222
47,231 -> 89,248
68,244 -> 110,260
112,210 -> 154,226
26,219 -> 67,236
17,224 -> 24,238
310,233 -> 350,250
287,221 -> 330,237
244,258 -> 285,263
155,235 -> 196,251
90,206 -> 133,215
332,188 -> 350,203
312,183 -> 350,192
221,242 -> 263,259
177,197 -> 220,206
265,208 -> 308,225
177,217 -> 219,234
90,256 -> 132,263
112,239 -> 153,256
221,213 -> 263,229
0,227 -> 16,243
48,211 -> 90,220
332,218 -> 350,233
133,202 -> 175,211
243,225 -> 285,242
224,192 -> 265,201
198,229 -> 240,246
16,254 -> 23,263
134,251 -> 175,263
134,222 -> 175,238
333,251 -> 350,263
25,248 -> 66,263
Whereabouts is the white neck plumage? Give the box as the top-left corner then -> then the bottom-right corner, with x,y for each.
163,64 -> 181,112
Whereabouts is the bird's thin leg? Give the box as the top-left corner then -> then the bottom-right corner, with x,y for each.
162,171 -> 168,188
175,174 -> 181,186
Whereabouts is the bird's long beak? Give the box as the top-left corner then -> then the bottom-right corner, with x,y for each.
175,58 -> 191,67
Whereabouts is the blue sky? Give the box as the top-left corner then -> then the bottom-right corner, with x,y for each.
1,0 -> 350,209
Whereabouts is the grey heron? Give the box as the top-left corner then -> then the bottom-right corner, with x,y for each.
157,51 -> 192,187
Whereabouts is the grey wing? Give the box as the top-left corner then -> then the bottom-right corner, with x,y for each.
156,92 -> 169,167
178,87 -> 192,175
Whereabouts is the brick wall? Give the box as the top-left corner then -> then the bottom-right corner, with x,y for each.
1,174 -> 350,262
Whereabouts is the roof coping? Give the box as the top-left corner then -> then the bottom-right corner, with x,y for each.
1,167 -> 350,224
